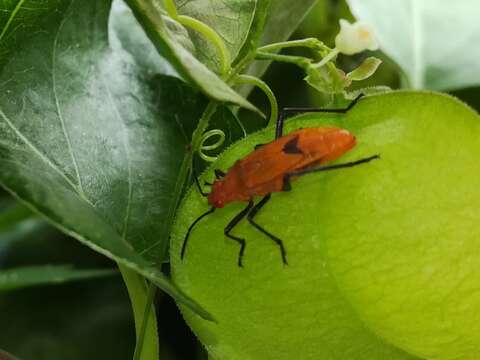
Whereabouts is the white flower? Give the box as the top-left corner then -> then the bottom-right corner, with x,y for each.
335,19 -> 379,55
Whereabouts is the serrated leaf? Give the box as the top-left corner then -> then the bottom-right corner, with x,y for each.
347,0 -> 480,90
174,0 -> 256,72
0,0 -> 211,319
0,265 -> 117,290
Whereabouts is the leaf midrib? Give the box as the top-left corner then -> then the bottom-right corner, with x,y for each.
101,73 -> 134,243
0,0 -> 94,208
0,108 -> 91,204
52,0 -> 87,200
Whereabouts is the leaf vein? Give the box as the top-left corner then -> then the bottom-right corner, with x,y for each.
52,0 -> 86,196
101,74 -> 133,244
0,0 -> 27,43
0,107 -> 90,204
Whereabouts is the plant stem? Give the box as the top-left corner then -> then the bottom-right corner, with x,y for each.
255,51 -> 311,68
312,48 -> 340,69
258,38 -> 329,53
119,265 -> 159,360
162,0 -> 178,18
235,74 -> 277,127
167,102 -> 218,220
134,284 -> 158,360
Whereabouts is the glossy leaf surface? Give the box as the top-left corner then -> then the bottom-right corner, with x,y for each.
0,0 -> 209,317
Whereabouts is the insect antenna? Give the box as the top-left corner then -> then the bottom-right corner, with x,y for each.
181,207 -> 216,260
194,173 -> 209,197
275,93 -> 364,139
192,154 -> 210,197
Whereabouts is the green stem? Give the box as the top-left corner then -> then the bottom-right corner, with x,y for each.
258,38 -> 329,53
134,284 -> 157,360
176,15 -> 231,76
120,265 -> 159,360
162,0 -> 178,18
235,74 -> 278,127
229,52 -> 255,80
255,51 -> 311,68
312,48 -> 340,69
165,102 -> 217,226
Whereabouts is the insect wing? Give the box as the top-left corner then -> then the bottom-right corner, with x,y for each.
236,137 -> 305,189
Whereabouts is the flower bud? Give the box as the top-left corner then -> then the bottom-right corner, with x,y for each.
335,19 -> 379,55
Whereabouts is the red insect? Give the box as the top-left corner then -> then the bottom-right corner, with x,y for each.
181,95 -> 379,267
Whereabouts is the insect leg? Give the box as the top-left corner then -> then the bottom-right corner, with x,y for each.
284,154 -> 380,184
282,175 -> 292,192
224,200 -> 254,267
275,94 -> 364,139
205,169 -> 226,186
181,207 -> 216,260
247,194 -> 288,265
254,143 -> 266,150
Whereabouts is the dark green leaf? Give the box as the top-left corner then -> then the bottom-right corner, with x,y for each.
0,0 -> 60,69
0,219 -> 45,254
0,0 -> 211,319
0,265 -> 117,290
175,0 -> 256,71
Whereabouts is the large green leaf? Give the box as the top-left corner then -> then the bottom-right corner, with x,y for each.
0,265 -> 116,290
347,0 -> 480,90
0,0 -> 211,318
124,0 -> 259,112
174,0 -> 256,71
